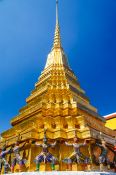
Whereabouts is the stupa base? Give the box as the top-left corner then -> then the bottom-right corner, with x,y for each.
5,171 -> 116,175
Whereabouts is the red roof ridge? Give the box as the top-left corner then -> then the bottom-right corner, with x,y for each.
104,112 -> 116,120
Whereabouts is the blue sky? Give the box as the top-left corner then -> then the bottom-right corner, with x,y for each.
0,0 -> 116,133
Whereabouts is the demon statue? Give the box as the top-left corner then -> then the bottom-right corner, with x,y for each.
11,141 -> 27,173
95,138 -> 110,171
0,144 -> 11,174
63,136 -> 90,170
33,130 -> 58,171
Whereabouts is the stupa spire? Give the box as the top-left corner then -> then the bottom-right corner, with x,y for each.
53,0 -> 62,49
56,0 -> 59,24
45,0 -> 69,69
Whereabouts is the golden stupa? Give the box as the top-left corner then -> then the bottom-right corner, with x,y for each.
0,0 -> 115,173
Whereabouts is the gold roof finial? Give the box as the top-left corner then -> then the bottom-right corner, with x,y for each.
52,0 -> 62,49
56,0 -> 59,24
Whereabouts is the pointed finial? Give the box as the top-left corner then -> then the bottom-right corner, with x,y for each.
56,0 -> 59,24
52,0 -> 62,49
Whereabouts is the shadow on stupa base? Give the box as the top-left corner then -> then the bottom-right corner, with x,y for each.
4,171 -> 116,175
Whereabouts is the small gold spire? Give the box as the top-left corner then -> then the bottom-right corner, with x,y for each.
53,0 -> 62,49
56,0 -> 58,24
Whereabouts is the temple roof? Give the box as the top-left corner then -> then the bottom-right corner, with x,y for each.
104,113 -> 116,120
